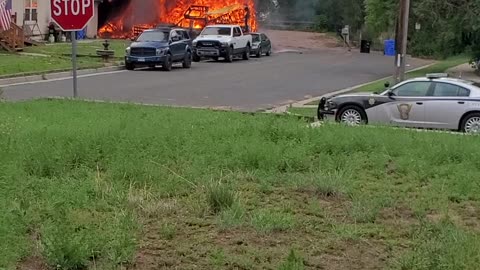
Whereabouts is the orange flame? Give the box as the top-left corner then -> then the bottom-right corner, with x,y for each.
99,0 -> 256,39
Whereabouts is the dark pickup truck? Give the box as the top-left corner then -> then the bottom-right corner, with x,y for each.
125,27 -> 193,71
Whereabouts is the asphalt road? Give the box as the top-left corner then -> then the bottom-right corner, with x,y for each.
3,49 -> 431,111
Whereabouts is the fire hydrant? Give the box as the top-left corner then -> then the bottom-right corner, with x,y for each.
48,23 -> 56,43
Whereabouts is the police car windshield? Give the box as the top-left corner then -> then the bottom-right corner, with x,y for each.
202,27 -> 232,36
137,31 -> 169,42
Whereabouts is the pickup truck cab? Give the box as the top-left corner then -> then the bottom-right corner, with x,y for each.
192,25 -> 252,62
125,27 -> 193,71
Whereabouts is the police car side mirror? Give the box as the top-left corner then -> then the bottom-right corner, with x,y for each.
387,90 -> 395,99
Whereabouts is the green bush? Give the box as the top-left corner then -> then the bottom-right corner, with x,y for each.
206,181 -> 236,214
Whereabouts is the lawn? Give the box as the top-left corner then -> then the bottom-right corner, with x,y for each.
287,107 -> 317,118
0,40 -> 130,76
355,54 -> 469,93
1,99 -> 480,270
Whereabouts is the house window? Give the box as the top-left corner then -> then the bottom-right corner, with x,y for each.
24,0 -> 38,21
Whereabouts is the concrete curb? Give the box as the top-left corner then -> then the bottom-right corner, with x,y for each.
0,66 -> 125,87
265,62 -> 437,114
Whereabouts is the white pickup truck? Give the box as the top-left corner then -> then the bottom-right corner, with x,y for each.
192,25 -> 252,62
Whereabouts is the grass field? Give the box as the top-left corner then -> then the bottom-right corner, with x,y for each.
0,40 -> 129,76
287,107 -> 317,118
1,100 -> 480,270
354,55 -> 469,93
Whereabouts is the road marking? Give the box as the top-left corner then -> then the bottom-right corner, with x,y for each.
0,70 -> 128,88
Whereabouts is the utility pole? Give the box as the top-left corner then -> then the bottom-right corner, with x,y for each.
394,0 -> 411,83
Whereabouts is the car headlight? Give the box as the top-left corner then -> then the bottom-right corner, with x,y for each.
156,48 -> 167,56
252,42 -> 260,48
325,101 -> 336,110
221,42 -> 229,47
125,47 -> 131,56
192,41 -> 198,47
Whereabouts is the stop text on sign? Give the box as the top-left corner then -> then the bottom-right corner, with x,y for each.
52,0 -> 92,16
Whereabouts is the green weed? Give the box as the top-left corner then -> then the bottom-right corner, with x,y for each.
278,249 -> 304,270
210,248 -> 226,268
251,209 -> 295,233
218,203 -> 246,228
159,222 -> 176,240
206,181 -> 237,214
395,220 -> 480,270
350,195 -> 393,224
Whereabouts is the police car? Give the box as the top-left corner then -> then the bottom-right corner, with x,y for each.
317,74 -> 480,134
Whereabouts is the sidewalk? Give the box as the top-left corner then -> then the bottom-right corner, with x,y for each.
447,63 -> 480,83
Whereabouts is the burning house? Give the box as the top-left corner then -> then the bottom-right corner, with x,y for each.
98,0 -> 257,39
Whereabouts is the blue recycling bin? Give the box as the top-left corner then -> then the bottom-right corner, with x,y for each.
76,28 -> 87,40
384,39 -> 396,56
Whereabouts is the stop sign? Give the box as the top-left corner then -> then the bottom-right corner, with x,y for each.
50,0 -> 94,31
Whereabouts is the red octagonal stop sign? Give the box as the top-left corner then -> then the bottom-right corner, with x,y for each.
50,0 -> 94,31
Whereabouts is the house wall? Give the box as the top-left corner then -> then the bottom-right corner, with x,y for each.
10,0 -> 101,39
11,0 -> 50,37
86,1 -> 101,38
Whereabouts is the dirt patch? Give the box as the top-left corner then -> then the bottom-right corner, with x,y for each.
427,201 -> 480,232
128,186 -> 394,270
17,228 -> 48,270
262,30 -> 340,52
16,256 -> 48,270
308,240 -> 389,270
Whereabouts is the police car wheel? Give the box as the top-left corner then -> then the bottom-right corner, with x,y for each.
337,106 -> 367,126
461,113 -> 480,134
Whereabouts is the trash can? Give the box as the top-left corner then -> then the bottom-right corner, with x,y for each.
76,28 -> 87,40
384,39 -> 396,56
360,40 -> 371,53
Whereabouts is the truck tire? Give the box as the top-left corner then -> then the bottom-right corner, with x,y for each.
161,54 -> 172,71
182,51 -> 192,68
225,47 -> 234,63
193,53 -> 201,62
126,62 -> 135,70
242,45 -> 251,60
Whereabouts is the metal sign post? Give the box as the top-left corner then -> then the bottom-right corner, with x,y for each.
50,0 -> 94,98
71,31 -> 78,98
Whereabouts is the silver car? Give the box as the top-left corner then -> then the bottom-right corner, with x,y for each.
318,74 -> 480,134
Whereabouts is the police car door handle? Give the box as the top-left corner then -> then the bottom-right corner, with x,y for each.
458,101 -> 465,104
416,102 -> 423,105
